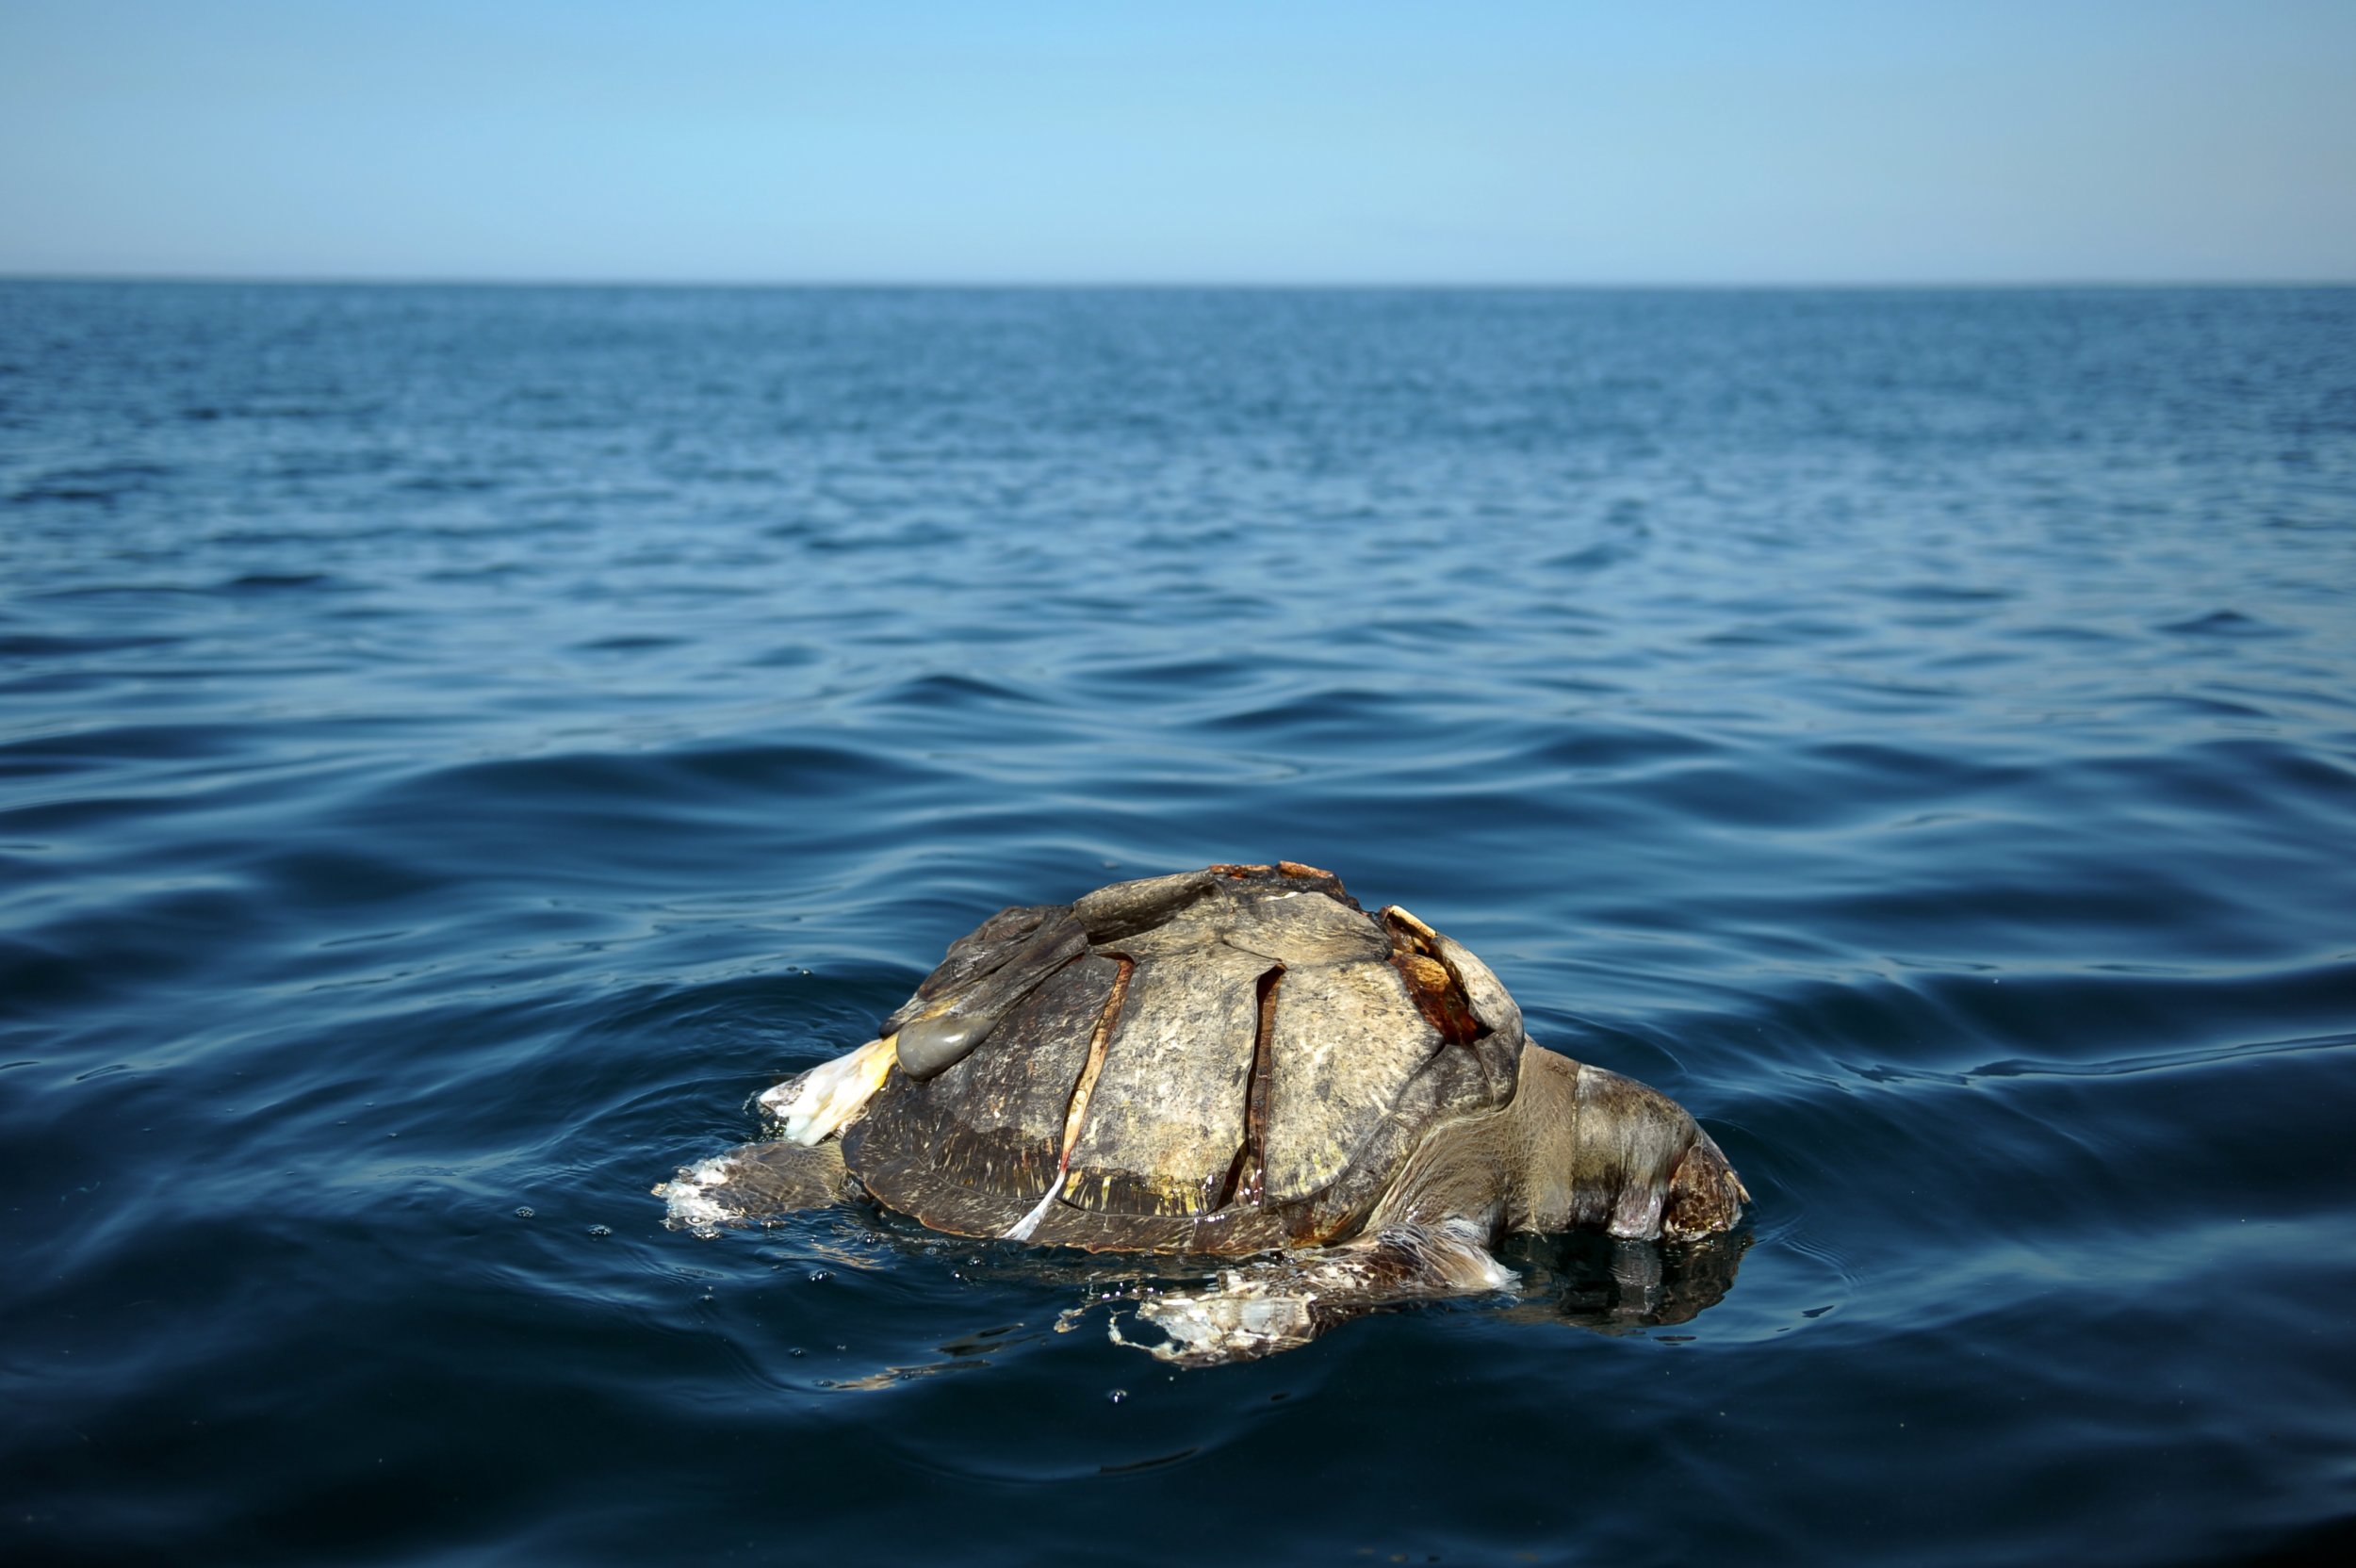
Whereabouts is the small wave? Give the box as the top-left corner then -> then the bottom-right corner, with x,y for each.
2162,608 -> 2287,638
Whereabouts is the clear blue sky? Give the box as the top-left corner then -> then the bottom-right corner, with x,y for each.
3,0 -> 2351,285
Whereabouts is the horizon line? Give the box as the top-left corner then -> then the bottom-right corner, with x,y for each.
6,270 -> 2353,293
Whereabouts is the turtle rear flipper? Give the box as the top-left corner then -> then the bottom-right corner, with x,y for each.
1114,1217 -> 1515,1366
655,1138 -> 849,1237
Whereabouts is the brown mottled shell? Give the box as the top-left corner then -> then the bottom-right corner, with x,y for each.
840,863 -> 1525,1255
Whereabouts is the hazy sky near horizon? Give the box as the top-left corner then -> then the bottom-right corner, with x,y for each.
4,1 -> 2352,286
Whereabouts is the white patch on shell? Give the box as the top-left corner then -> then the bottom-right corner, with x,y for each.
1001,1183 -> 1062,1242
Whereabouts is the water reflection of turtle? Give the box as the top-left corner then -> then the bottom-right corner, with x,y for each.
658,862 -> 1748,1364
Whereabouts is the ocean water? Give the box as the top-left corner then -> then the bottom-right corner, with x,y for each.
4,282 -> 2354,1565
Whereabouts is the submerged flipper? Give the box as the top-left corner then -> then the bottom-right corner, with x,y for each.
1114,1217 -> 1515,1366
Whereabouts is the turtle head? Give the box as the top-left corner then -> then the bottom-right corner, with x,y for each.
1509,1046 -> 1749,1242
1661,1127 -> 1749,1242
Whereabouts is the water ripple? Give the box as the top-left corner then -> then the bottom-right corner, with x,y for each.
5,283 -> 2354,1567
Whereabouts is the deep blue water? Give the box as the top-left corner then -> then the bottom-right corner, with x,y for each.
4,282 -> 2355,1565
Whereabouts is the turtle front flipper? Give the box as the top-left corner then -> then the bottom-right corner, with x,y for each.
882,909 -> 1089,1080
1114,1217 -> 1516,1366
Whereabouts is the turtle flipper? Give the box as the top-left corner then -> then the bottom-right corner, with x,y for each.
1114,1217 -> 1515,1366
654,1138 -> 849,1237
759,1036 -> 899,1144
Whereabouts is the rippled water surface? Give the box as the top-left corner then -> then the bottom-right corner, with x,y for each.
6,283 -> 2355,1565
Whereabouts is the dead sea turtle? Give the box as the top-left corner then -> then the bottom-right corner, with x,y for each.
657,861 -> 1748,1363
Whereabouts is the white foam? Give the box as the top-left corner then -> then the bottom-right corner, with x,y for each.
653,1153 -> 742,1238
